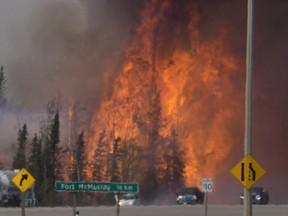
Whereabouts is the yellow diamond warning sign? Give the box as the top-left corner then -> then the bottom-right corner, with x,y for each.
231,154 -> 266,190
12,168 -> 35,192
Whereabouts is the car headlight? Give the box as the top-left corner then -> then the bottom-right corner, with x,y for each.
192,195 -> 197,200
255,195 -> 261,201
177,195 -> 183,201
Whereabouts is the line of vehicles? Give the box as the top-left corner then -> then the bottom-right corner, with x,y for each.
117,186 -> 269,206
0,170 -> 269,207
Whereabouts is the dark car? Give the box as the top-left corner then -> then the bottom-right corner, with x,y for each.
176,187 -> 204,205
0,186 -> 21,207
240,187 -> 269,205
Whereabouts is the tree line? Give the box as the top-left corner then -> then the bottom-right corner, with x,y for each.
1,64 -> 186,206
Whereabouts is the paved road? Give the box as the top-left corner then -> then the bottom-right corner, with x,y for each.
1,205 -> 288,216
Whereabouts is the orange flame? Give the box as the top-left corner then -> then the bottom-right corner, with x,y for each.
88,0 -> 242,187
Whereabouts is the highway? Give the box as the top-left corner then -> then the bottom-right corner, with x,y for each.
1,205 -> 288,216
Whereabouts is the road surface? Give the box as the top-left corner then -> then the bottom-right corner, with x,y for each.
1,204 -> 288,216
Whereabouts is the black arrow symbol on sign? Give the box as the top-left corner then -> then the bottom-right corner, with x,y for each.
20,174 -> 28,186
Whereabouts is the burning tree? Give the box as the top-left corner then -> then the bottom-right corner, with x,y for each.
91,130 -> 109,182
85,0 -> 242,201
120,137 -> 144,182
162,129 -> 185,193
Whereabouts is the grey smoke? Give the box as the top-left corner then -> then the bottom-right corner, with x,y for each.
0,0 -> 135,167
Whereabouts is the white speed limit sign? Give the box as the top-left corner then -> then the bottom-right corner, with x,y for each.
202,178 -> 213,192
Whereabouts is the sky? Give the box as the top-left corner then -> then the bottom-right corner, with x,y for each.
0,0 -> 288,204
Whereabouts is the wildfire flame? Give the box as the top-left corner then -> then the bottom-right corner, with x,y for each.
87,0 -> 242,188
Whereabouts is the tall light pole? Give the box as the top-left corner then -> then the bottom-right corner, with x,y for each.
244,0 -> 254,216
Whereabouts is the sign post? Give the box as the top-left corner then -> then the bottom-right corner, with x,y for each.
12,168 -> 36,216
202,178 -> 213,216
244,0 -> 254,215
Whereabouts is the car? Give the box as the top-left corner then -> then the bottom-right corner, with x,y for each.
118,193 -> 140,206
240,187 -> 269,205
176,187 -> 204,205
0,186 -> 21,207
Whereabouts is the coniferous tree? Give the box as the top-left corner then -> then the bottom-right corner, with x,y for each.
120,137 -> 144,182
66,103 -> 87,182
43,111 -> 61,205
39,98 -> 62,206
92,130 -> 110,205
40,114 -> 53,206
142,89 -> 162,200
74,131 -> 86,181
50,111 -> 61,183
12,124 -> 28,169
70,131 -> 86,206
163,129 -> 185,194
104,137 -> 121,205
92,130 -> 109,182
110,137 -> 121,182
27,134 -> 43,204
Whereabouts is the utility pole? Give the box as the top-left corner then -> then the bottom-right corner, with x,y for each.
244,0 -> 254,216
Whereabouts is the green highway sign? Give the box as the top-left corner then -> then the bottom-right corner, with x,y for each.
55,181 -> 139,193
